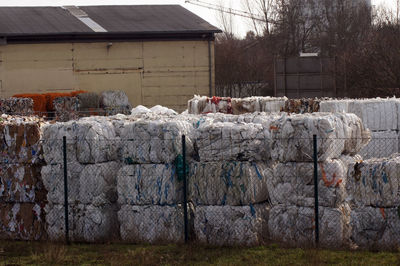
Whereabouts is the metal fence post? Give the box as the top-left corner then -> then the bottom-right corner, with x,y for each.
63,136 -> 70,245
313,135 -> 319,246
182,135 -> 188,243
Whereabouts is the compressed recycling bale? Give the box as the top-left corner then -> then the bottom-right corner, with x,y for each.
117,164 -> 182,206
75,204 -> 119,242
118,204 -> 189,243
346,155 -> 400,208
188,95 -> 233,114
268,156 -> 358,208
194,121 -> 270,162
0,119 -> 42,164
79,162 -> 120,206
0,203 -> 45,240
348,98 -> 398,131
54,96 -> 80,122
350,206 -> 400,249
41,162 -> 84,204
45,203 -> 118,242
42,119 -> 118,164
188,162 -> 269,206
259,96 -> 287,113
100,90 -> 130,107
268,204 -> 351,248
319,99 -> 350,113
0,164 -> 46,203
120,119 -> 193,164
282,98 -> 320,114
77,92 -> 100,109
194,204 -> 269,246
0,97 -> 34,115
231,97 -> 261,114
270,113 -> 370,162
359,130 -> 398,159
150,105 -> 178,115
131,105 -> 151,115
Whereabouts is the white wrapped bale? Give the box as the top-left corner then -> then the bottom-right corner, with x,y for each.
270,113 -> 370,162
42,119 -> 118,164
45,203 -> 118,242
195,121 -> 270,162
150,105 -> 178,115
120,119 -> 193,164
0,203 -> 45,240
320,100 -> 350,113
268,204 -> 351,248
188,95 -> 232,115
79,162 -> 120,206
131,105 -> 151,115
100,90 -> 130,107
360,131 -> 398,159
268,156 -> 356,208
350,206 -> 400,249
188,162 -> 269,206
260,97 -> 287,113
348,99 -> 398,131
0,164 -> 45,203
75,204 -> 119,242
194,204 -> 269,246
231,97 -> 261,114
41,162 -> 84,204
346,156 -> 400,208
117,164 -> 182,206
118,205 -> 187,243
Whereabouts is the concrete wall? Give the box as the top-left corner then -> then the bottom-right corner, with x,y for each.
0,40 -> 215,112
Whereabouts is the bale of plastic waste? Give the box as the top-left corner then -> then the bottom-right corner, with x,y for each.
350,206 -> 400,249
188,161 -> 269,206
0,98 -> 34,116
120,119 -> 193,164
194,121 -> 270,162
194,204 -> 269,246
346,155 -> 400,208
267,156 -> 359,208
268,204 -> 351,248
117,164 -> 182,206
118,204 -> 189,243
54,96 -> 80,122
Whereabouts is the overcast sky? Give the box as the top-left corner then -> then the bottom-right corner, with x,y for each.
0,0 -> 395,36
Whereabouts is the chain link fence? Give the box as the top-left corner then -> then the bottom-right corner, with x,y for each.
1,133 -> 400,248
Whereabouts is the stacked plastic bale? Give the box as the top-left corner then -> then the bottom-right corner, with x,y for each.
320,98 -> 399,159
188,115 -> 273,246
346,155 -> 400,249
0,115 -> 47,240
282,98 -> 321,114
41,117 -> 120,242
53,97 -> 80,122
117,116 -> 193,243
267,112 -> 370,248
0,98 -> 34,116
188,95 -> 287,115
100,91 -> 132,116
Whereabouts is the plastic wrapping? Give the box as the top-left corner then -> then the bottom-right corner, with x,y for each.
117,164 -> 182,206
346,155 -> 400,208
118,204 -> 188,243
268,204 -> 351,248
194,204 -> 269,246
188,162 -> 269,206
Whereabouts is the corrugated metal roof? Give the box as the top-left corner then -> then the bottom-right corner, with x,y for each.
0,5 -> 220,37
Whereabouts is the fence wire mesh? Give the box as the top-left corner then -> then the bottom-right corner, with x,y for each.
1,133 -> 400,247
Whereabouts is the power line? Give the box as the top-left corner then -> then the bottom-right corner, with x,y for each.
185,0 -> 270,23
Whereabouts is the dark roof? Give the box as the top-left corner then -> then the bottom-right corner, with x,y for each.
0,5 -> 221,42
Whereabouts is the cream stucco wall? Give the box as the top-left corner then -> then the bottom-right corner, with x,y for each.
0,40 -> 215,112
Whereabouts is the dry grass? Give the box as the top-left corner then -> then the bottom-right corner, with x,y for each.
0,241 -> 399,265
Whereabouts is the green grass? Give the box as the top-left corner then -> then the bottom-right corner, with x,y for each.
0,241 -> 399,265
